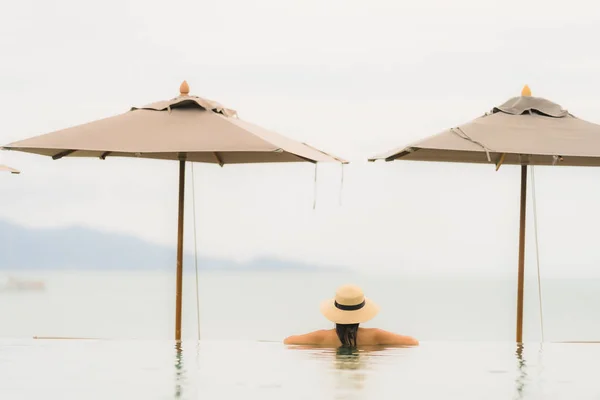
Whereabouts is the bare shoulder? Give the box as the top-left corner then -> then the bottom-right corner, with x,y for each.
283,329 -> 331,345
371,328 -> 419,346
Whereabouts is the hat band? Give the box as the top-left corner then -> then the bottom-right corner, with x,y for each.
334,300 -> 366,311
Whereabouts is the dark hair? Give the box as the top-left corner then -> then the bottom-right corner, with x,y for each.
336,323 -> 359,347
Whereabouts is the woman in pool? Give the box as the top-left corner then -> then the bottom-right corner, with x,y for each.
284,284 -> 419,347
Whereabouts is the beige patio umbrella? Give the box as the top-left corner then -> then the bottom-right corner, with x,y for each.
369,85 -> 600,342
3,81 -> 347,340
0,165 -> 20,174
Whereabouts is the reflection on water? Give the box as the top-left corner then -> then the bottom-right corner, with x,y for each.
335,347 -> 362,367
514,343 -> 528,399
333,347 -> 367,399
174,342 -> 186,399
286,345 -> 386,399
174,341 -> 199,399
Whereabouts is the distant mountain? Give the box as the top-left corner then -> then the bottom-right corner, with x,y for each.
0,219 -> 333,271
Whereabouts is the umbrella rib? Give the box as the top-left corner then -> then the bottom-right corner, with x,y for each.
52,150 -> 76,160
292,153 -> 317,164
387,149 -> 417,162
213,152 -> 224,167
301,142 -> 349,164
495,153 -> 507,171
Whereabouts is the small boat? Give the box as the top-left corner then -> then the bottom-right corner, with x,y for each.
0,276 -> 45,292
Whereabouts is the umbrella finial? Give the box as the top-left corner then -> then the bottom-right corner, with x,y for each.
180,81 -> 190,96
521,85 -> 532,97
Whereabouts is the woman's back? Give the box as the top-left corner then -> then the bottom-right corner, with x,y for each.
285,328 -> 418,347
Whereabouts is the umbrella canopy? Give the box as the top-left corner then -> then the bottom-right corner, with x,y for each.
4,81 -> 345,165
0,165 -> 19,174
370,86 -> 600,167
369,86 -> 600,343
3,81 -> 346,341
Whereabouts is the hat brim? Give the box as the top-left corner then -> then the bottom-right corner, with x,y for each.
320,297 -> 380,324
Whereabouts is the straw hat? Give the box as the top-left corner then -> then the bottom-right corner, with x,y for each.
320,284 -> 380,324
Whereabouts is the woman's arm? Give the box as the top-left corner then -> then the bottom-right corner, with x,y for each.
283,330 -> 327,345
374,329 -> 419,346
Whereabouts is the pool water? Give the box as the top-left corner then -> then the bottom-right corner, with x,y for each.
1,339 -> 599,399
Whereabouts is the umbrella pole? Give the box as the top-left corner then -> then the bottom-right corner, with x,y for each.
175,159 -> 186,341
516,165 -> 527,343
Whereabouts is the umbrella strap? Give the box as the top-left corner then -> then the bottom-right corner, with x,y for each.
339,163 -> 345,206
190,162 -> 201,341
451,127 -> 492,162
531,165 -> 545,342
313,163 -> 318,210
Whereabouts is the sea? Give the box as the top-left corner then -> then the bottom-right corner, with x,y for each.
1,270 -> 600,399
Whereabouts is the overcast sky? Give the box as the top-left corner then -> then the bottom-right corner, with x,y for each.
2,0 -> 600,278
